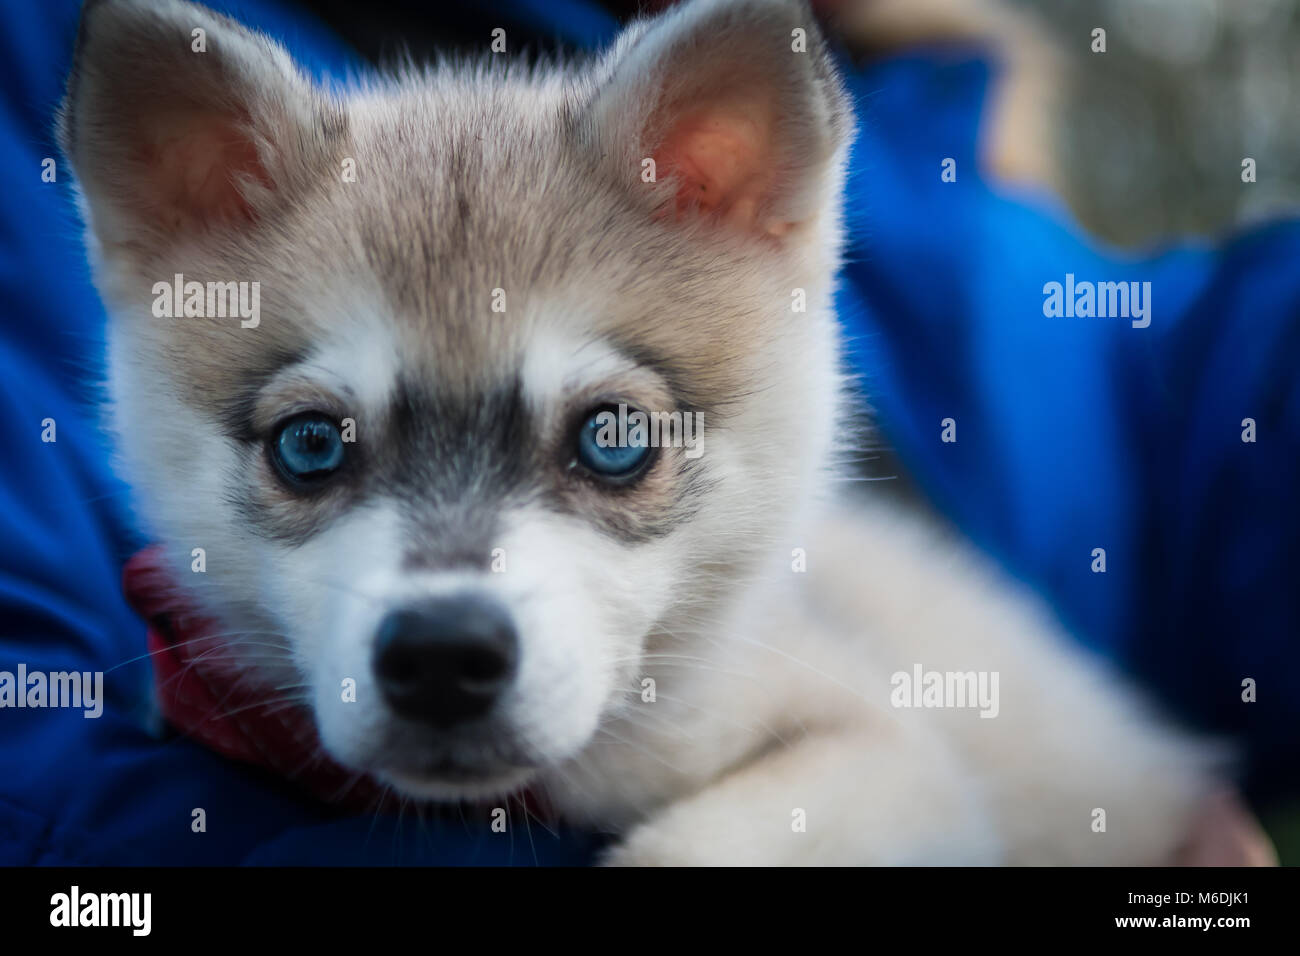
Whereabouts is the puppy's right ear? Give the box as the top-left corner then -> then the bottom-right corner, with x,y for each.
58,0 -> 344,256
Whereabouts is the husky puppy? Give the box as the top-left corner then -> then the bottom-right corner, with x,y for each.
59,0 -> 1215,864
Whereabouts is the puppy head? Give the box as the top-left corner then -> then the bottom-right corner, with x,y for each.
61,0 -> 852,799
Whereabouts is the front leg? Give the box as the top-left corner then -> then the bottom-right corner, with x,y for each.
602,723 -> 1002,866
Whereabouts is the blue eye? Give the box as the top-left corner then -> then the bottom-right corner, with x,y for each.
273,415 -> 345,483
576,406 -> 653,479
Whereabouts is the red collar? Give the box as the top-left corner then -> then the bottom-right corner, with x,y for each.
123,546 -> 389,812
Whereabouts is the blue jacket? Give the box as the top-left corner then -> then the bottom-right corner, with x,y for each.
1,0 -> 1295,864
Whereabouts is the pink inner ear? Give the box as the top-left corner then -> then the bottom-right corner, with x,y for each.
652,95 -> 781,233
136,112 -> 272,230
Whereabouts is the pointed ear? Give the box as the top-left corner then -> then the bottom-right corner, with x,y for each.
583,0 -> 851,238
58,0 -> 344,252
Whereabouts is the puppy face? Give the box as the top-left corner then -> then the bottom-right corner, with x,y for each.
62,0 -> 851,798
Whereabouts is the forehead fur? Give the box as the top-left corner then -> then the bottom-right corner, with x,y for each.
338,65 -> 805,402
101,89 -> 839,427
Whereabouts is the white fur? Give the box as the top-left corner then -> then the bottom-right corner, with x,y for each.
555,499 -> 1216,864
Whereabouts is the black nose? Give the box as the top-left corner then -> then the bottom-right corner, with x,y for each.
372,596 -> 518,727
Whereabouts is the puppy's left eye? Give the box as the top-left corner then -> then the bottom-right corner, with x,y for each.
272,415 -> 345,484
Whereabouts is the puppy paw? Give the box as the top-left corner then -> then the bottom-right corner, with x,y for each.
599,820 -> 735,866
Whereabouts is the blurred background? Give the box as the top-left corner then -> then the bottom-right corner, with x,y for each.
1011,0 -> 1300,245
1013,0 -> 1300,862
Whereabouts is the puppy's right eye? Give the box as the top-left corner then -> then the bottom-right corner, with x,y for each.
271,414 -> 345,485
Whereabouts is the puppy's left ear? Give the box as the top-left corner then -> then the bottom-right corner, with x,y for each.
583,0 -> 852,237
